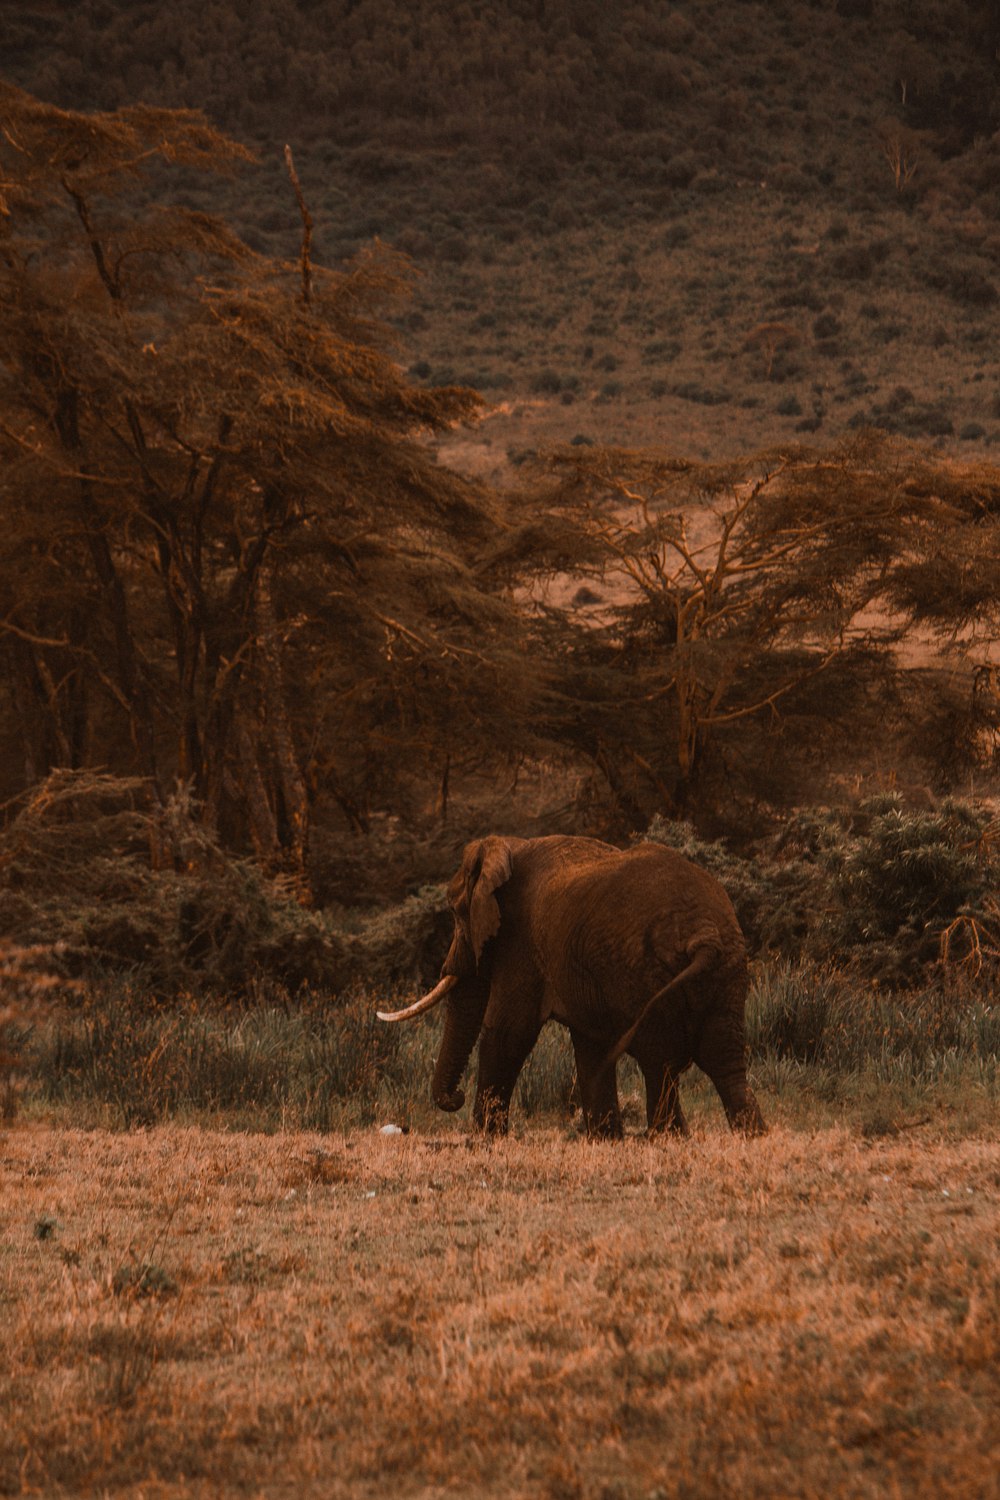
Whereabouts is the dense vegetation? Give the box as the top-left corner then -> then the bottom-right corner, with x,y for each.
5,77 -> 1000,927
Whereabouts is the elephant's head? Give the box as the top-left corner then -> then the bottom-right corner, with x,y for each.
377,836 -> 515,1112
442,835 -> 513,978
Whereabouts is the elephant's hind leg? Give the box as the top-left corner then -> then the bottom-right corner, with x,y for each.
570,1031 -> 623,1139
641,1062 -> 689,1136
693,1012 -> 766,1136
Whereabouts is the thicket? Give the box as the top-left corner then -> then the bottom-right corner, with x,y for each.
8,87 -> 1000,891
646,795 -> 1000,982
6,777 -> 1000,1125
0,85 -> 578,888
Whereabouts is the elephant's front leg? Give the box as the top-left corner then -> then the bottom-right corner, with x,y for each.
473,1016 -> 541,1135
570,1031 -> 624,1139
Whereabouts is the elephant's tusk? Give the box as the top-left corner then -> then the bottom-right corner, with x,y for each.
377,974 -> 458,1022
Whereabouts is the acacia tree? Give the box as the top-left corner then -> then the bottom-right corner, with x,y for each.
532,436 -> 977,819
0,85 -> 533,882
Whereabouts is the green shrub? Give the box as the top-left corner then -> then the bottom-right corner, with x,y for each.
0,771 -> 451,997
646,796 -> 1000,983
831,243 -> 887,282
531,369 -> 564,394
642,339 -> 682,362
643,815 -> 820,956
924,260 -> 997,307
823,795 -> 996,975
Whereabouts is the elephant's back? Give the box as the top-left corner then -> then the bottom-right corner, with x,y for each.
585,841 -> 742,937
531,837 -> 746,1017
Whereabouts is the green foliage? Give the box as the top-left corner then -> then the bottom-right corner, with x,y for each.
0,770 -> 452,994
826,796 -> 999,977
748,962 -> 1000,1086
0,86 -> 558,884
36,983 -> 409,1129
30,975 -> 580,1130
533,436 -> 963,824
0,772 -> 344,991
21,955 -> 1000,1131
343,887 -> 450,990
644,815 -> 820,956
648,794 -> 1000,984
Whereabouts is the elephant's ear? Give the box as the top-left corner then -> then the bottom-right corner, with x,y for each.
462,837 -> 513,966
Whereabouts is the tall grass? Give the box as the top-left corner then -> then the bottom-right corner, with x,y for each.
36,985 -> 420,1131
23,962 -> 1000,1131
748,962 -> 1000,1085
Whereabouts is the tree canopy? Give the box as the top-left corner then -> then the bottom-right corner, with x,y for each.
522,434 -> 1000,821
0,84 -> 547,883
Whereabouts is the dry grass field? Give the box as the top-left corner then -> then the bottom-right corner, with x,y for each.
3,1118 -> 998,1499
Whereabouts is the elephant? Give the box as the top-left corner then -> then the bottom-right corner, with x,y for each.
378,834 -> 765,1139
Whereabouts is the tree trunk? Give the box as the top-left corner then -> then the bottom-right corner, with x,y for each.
53,387 -> 160,796
256,571 -> 309,889
233,713 -> 281,867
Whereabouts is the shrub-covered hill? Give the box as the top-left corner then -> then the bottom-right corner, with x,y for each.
5,0 -> 1000,457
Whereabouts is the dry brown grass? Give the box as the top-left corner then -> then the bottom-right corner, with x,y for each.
3,1120 -> 998,1498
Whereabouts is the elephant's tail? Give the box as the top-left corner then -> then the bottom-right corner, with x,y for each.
597,940 -> 722,1081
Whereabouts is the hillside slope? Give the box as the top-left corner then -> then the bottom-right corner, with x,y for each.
4,0 -> 1000,460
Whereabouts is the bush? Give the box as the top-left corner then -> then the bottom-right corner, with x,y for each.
859,390 -> 954,438
531,369 -> 564,394
924,260 -> 998,307
830,242 -> 889,282
646,796 -> 1000,984
642,339 -> 682,362
823,795 -> 998,979
672,382 -> 732,405
643,816 -> 820,956
0,771 -> 451,996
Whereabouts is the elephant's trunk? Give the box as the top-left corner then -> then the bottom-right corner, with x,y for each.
431,980 -> 488,1113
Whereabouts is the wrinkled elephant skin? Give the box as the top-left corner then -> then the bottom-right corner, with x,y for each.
389,834 -> 765,1140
